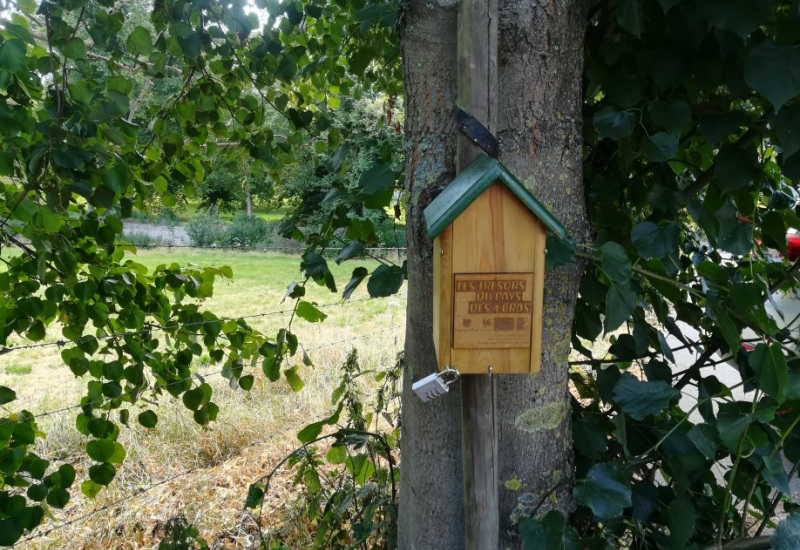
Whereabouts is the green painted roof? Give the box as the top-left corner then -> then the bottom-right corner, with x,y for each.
424,154 -> 568,240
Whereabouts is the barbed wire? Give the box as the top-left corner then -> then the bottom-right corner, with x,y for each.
7,239 -> 407,254
1,324 -> 405,427
0,292 -> 406,357
122,243 -> 408,254
11,354 -> 402,547
11,409 -> 334,548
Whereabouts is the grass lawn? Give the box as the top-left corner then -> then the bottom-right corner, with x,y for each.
2,248 -> 406,549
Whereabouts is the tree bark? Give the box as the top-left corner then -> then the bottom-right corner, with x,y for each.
493,1 -> 588,546
245,187 -> 252,219
398,1 -> 464,548
398,0 -> 588,547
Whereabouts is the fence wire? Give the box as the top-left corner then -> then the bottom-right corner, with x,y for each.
11,411 -> 329,548
0,293 -> 402,356
1,323 -> 404,427
10,327 -> 404,547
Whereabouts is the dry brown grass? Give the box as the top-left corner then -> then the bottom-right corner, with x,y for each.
2,250 -> 406,549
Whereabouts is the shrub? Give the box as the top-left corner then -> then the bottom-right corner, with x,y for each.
159,207 -> 180,226
186,213 -> 225,247
120,232 -> 165,247
223,214 -> 275,248
364,209 -> 406,248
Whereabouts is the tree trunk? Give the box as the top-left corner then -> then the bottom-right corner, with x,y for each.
493,1 -> 588,546
398,0 -> 588,548
245,187 -> 253,219
398,2 -> 464,548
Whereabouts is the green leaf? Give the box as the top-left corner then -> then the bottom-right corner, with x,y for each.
138,410 -> 158,428
29,458 -> 49,480
643,132 -> 678,162
573,414 -> 608,459
367,265 -> 404,297
58,464 -> 76,488
698,112 -> 747,145
762,211 -> 788,253
327,145 -> 350,173
772,514 -> 800,550
183,388 -> 204,410
700,0 -> 777,37
647,100 -> 691,135
262,353 -> 281,382
245,483 -> 264,509
616,0 -> 645,36
86,439 -> 116,462
605,282 -> 637,332
37,205 -> 62,233
126,26 -> 153,57
239,375 -> 254,391
520,511 -> 581,550
297,404 -> 343,443
81,479 -> 103,499
175,26 -> 201,59
758,452 -> 791,495
665,497 -> 695,550
0,519 -> 23,546
0,386 -> 16,405
631,222 -> 679,259
276,53 -> 298,81
0,39 -> 26,71
326,445 -> 347,464
708,297 -> 740,358
573,463 -> 631,519
696,261 -> 730,285
594,107 -> 636,139
295,301 -> 327,323
600,242 -> 631,283
749,343 -> 788,403
17,0 -> 36,13
632,480 -> 658,522
717,404 -> 753,451
688,423 -> 721,459
357,163 -> 396,198
46,488 -> 70,509
60,37 -> 87,59
744,41 -> 800,113
284,366 -> 304,392
335,240 -> 365,264
301,252 -> 329,280
774,105 -> 800,158
108,443 -> 126,464
348,48 -> 373,76
545,235 -> 576,270
68,81 -> 93,105
103,161 -> 128,193
27,484 -> 48,502
714,204 -> 753,255
343,267 -> 369,300
613,373 -> 678,420
88,462 -> 116,485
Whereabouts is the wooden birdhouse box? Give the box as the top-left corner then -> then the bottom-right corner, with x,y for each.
424,154 -> 567,374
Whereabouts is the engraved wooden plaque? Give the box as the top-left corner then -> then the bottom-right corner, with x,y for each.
452,273 -> 534,349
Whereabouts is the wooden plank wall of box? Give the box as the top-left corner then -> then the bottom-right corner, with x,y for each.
424,153 -> 568,374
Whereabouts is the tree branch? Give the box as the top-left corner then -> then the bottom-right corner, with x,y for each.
701,537 -> 772,550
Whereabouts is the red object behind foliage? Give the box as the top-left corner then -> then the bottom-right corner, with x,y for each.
788,234 -> 800,261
